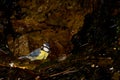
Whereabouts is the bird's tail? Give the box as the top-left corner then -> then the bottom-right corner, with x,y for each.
18,56 -> 27,59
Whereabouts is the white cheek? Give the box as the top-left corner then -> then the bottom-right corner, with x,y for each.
43,47 -> 49,52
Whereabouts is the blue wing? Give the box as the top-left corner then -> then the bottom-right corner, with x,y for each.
28,48 -> 41,57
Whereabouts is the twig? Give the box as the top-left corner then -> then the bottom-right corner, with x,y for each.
0,49 -> 7,54
80,43 -> 89,47
49,68 -> 79,77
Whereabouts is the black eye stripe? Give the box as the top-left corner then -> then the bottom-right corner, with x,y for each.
42,45 -> 50,49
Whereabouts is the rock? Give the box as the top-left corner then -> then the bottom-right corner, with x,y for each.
8,0 -> 101,60
58,54 -> 67,62
8,34 -> 30,56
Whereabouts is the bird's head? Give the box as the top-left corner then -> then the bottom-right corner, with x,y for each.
41,43 -> 50,53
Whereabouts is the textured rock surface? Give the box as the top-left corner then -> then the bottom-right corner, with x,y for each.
8,34 -> 30,56
8,0 -> 98,58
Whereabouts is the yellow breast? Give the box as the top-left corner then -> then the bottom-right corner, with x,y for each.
35,50 -> 49,60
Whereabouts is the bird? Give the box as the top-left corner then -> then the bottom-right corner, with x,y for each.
18,43 -> 50,61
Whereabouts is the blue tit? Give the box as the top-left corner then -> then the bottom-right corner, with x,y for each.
18,43 -> 50,61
